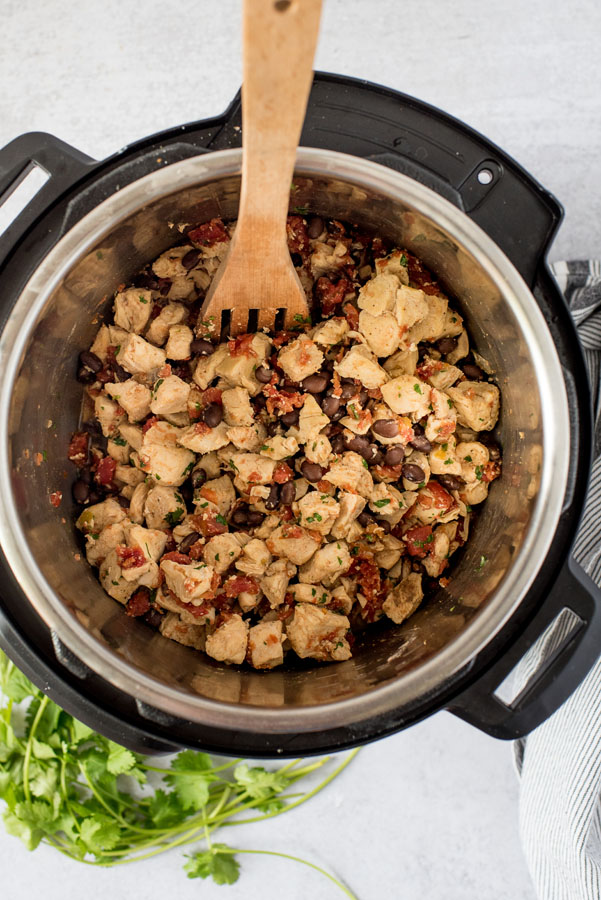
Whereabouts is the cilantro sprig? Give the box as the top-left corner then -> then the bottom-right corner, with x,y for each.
0,651 -> 358,895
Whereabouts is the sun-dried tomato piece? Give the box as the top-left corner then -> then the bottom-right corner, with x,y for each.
418,482 -> 454,511
342,301 -> 359,330
416,359 -> 444,380
126,587 -> 151,617
49,491 -> 62,508
349,557 -> 383,622
262,384 -> 305,415
406,251 -> 441,296
286,215 -> 310,254
187,218 -> 230,248
142,415 -> 160,434
224,575 -> 260,598
228,333 -> 256,357
68,431 -> 89,466
314,276 -> 352,316
116,546 -> 147,569
482,460 -> 502,483
160,550 -> 192,565
277,592 -> 296,620
273,462 -> 294,483
202,387 -> 223,405
95,456 -> 116,486
193,421 -> 211,435
272,331 -> 295,350
404,524 -> 434,558
195,512 -> 228,538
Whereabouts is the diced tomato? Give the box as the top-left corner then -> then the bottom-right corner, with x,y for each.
342,301 -> 359,330
187,218 -> 230,247
196,512 -> 228,538
116,546 -> 147,569
188,540 -> 205,560
314,276 -> 352,316
420,481 -> 454,510
142,415 -> 160,433
157,363 -> 172,379
193,421 -> 211,435
202,387 -> 223,405
273,462 -> 294,483
272,331 -> 295,349
126,587 -> 151,617
49,491 -> 62,508
228,333 -> 256,357
199,486 -> 219,504
482,460 -> 502,483
95,456 -> 116,485
176,596 -> 213,618
417,359 -> 444,380
404,524 -> 434,558
160,550 -> 192,565
286,215 -> 310,254
68,431 -> 89,466
262,384 -> 305,415
348,558 -> 383,622
282,523 -> 303,539
316,479 -> 335,494
277,592 -> 296,620
406,251 -> 441,295
225,575 -> 260,598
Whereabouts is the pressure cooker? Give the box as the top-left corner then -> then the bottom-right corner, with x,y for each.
0,73 -> 599,756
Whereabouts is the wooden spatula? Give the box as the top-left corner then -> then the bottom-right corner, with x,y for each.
199,0 -> 322,338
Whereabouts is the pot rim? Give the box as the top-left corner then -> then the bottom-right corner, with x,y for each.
0,147 -> 570,733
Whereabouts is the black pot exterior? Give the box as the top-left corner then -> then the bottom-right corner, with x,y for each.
0,73 -> 598,756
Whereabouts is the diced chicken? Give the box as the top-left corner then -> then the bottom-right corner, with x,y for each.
260,435 -> 299,461
226,423 -> 267,452
289,583 -> 332,606
160,613 -> 206,651
422,529 -> 451,577
143,419 -> 184,446
382,573 -> 423,624
260,558 -> 297,607
105,379 -> 151,422
442,308 -> 464,337
430,438 -> 462,476
85,522 -> 126,567
114,463 -> 145,488
165,324 -> 193,360
177,421 -> 229,455
310,239 -> 352,278
358,310 -> 400,358
286,604 -> 351,661
334,344 -> 388,390
266,525 -> 321,566
138,437 -> 195,486
459,479 -> 489,505
151,246 -> 199,302
143,485 -> 186,530
374,250 -> 410,283
419,356 -> 462,391
248,620 -> 284,669
304,434 -> 331,465
294,395 -> 330,444
298,540 -> 351,587
119,422 -> 144,451
205,615 -> 249,665
223,452 -> 276,487
424,387 -> 457,444
394,285 -> 430,339
330,492 -> 366,540
446,381 -> 500,431
222,387 -> 254,427
235,538 -> 272,576
456,441 -> 490,484
411,482 -> 459,526
380,374 -> 431,419
161,559 -> 215,604
311,317 -> 349,346
323,451 -> 373,497
193,345 -> 229,389
128,482 -> 149,524
76,497 -> 127,534
278,336 -> 324,383
375,534 -> 404,570
146,303 -> 189,346
407,293 -> 448,345
94,394 -> 124,437
383,347 -> 419,377
330,583 -> 354,615
368,482 -> 407,522
90,324 -> 130,362
107,436 -> 130,464
116,334 -> 166,376
196,475 -> 236,517
98,549 -> 137,604
113,288 -> 153,334
357,273 -> 400,315
125,522 -> 167,561
150,375 -> 190,416
218,333 -> 271,396
446,330 -> 469,365
203,533 -> 244,574
296,490 -> 340,535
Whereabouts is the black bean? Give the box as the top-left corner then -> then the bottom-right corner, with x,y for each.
372,418 -> 399,438
179,532 -> 202,553
487,442 -> 501,461
307,216 -> 324,239
179,481 -> 193,506
283,378 -> 301,390
77,366 -> 95,384
330,407 -> 345,422
378,520 -> 392,534
321,395 -> 341,418
462,363 -> 484,380
384,445 -> 405,466
410,434 -> 432,453
144,608 -> 164,629
135,272 -> 159,290
301,460 -> 324,483
346,435 -> 370,454
358,511 -> 373,527
402,463 -> 425,483
246,510 -> 264,526
265,483 -> 280,510
265,420 -> 279,437
190,338 -> 215,357
371,447 -> 385,465
231,507 -> 249,526
191,467 -> 207,488
280,409 -> 300,426
253,394 -> 267,410
330,434 -> 346,454
80,465 -> 92,484
182,248 -> 200,269
255,365 -> 273,384
302,373 -> 329,394
358,389 -> 369,407
79,350 -> 102,373
86,490 -> 101,505
72,479 -> 90,504
290,252 -> 303,267
436,336 -> 458,355
117,495 -> 130,509
280,481 -> 296,505
113,363 -> 130,382
359,443 -> 380,462
159,281 -> 171,296
202,402 -> 223,428
438,474 -> 465,492
340,382 -> 357,401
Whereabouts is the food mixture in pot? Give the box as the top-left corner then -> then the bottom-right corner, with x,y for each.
69,215 -> 501,670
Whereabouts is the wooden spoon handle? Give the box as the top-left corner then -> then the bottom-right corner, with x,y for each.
238,0 -> 322,246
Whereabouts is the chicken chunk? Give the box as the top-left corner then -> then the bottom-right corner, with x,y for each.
266,525 -> 321,566
380,374 -> 431,420
76,497 -> 127,534
196,475 -> 236,517
138,438 -> 195,486
235,538 -> 272,576
260,558 -> 297,607
145,303 -> 189,346
226,423 -> 267,452
104,380 -> 151,422
446,381 -> 500,431
94,394 -> 124,437
150,375 -> 190,416
294,395 -> 330,444
222,387 -> 254,427
296,490 -> 340,535
117,334 -> 166,376
143,485 -> 186,530
178,421 -> 230,454
298,540 -> 351,587
203,533 -> 244,574
248,620 -> 284,669
278,336 -> 324,382
113,288 -> 153,334
160,559 -> 215,604
286,604 -> 351,662
311,317 -> 349,346
358,309 -> 401,358
323,452 -> 373,497
259,435 -> 299,461
205,615 -> 249,665
165,324 -> 193,360
85,522 -> 126,567
160,613 -> 206,651
382,573 -> 423,624
330,492 -> 366,540
334,344 -> 388,390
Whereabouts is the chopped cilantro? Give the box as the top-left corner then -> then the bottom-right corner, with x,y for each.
165,508 -> 185,527
138,294 -> 149,303
400,253 -> 408,266
477,554 -> 488,570
464,455 -> 472,462
348,403 -> 359,420
475,465 -> 483,481
215,514 -> 227,526
112,436 -> 127,446
153,378 -> 164,393
373,498 -> 390,507
444,459 -> 453,465
361,459 -> 369,469
447,399 -> 453,409
413,383 -> 422,394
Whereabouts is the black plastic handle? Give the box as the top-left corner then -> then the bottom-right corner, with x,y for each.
0,131 -> 95,268
448,556 -> 601,739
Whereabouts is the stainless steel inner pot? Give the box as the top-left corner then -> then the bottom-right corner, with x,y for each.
0,148 -> 569,735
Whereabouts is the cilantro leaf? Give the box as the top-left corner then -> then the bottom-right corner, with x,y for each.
165,750 -> 216,810
106,742 -> 137,775
184,844 -> 240,885
233,764 -> 291,801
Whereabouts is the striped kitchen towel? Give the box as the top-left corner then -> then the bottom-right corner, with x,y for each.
515,260 -> 601,900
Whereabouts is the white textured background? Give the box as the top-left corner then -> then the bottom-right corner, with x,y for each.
1,0 -> 600,897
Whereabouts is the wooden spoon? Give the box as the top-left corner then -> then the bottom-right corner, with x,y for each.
199,0 -> 322,337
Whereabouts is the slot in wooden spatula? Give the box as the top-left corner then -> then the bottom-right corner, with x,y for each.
199,0 -> 322,337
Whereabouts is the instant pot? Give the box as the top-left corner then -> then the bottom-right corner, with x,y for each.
0,73 -> 599,756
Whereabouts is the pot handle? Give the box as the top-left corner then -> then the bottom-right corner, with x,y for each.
0,131 -> 95,267
447,555 -> 601,739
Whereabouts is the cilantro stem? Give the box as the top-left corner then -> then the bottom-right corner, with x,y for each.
22,695 -> 49,804
140,757 -> 243,776
226,848 -> 358,899
77,762 -> 156,835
